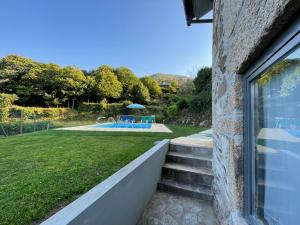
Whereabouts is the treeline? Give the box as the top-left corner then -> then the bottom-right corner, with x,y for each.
0,55 -> 179,108
162,67 -> 212,121
0,55 -> 213,125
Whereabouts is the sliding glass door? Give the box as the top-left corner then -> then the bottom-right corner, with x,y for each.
245,18 -> 300,225
250,46 -> 300,225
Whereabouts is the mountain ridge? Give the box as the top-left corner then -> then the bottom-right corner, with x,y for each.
144,73 -> 193,86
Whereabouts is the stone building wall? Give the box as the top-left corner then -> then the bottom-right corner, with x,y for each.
211,0 -> 300,224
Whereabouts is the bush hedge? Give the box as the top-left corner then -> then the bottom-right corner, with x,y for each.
0,121 -> 54,136
177,98 -> 189,110
9,106 -> 75,120
0,93 -> 19,121
164,104 -> 178,118
78,101 -> 133,116
190,91 -> 212,112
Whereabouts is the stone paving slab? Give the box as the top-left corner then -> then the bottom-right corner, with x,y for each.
138,191 -> 219,225
170,137 -> 212,148
188,129 -> 212,140
170,129 -> 213,148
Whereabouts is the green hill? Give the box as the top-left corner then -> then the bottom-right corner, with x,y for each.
144,73 -> 192,87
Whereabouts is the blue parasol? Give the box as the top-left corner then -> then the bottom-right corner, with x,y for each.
126,103 -> 146,109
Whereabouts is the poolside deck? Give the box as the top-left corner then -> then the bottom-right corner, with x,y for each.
56,123 -> 173,133
170,128 -> 213,148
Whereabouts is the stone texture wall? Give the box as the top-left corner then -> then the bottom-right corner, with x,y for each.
212,0 -> 300,224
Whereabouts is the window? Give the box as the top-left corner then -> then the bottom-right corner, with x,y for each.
245,18 -> 300,225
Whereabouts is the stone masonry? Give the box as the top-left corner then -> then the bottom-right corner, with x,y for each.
212,0 -> 300,224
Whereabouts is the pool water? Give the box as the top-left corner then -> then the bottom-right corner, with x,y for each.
95,123 -> 152,129
286,129 -> 300,138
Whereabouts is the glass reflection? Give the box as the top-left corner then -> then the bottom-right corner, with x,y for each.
252,46 -> 300,225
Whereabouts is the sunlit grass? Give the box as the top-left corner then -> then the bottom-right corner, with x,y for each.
0,124 -> 203,225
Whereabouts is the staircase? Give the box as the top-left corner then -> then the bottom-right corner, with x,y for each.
158,136 -> 214,202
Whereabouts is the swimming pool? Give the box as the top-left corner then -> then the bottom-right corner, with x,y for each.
95,123 -> 152,129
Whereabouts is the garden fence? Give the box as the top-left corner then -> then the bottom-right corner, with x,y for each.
0,109 -> 54,137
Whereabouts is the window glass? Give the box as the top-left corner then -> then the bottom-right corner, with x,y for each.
251,46 -> 300,225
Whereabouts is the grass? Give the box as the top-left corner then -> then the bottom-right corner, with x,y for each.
0,124 -> 203,225
51,119 -> 97,128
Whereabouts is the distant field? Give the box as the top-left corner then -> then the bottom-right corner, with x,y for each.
0,125 -> 203,225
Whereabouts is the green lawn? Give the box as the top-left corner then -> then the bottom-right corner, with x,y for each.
0,125 -> 203,225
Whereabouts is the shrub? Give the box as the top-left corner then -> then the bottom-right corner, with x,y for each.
0,93 -> 18,122
131,82 -> 150,104
165,94 -> 180,103
194,67 -> 212,94
99,99 -> 108,111
122,100 -> 133,107
164,104 -> 178,118
121,100 -> 133,114
145,105 -> 164,114
0,121 -> 54,136
154,114 -> 166,123
106,103 -> 123,116
78,102 -> 99,112
177,98 -> 189,110
9,106 -> 74,120
190,91 -> 212,112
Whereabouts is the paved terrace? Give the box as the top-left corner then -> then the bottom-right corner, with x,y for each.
138,191 -> 218,225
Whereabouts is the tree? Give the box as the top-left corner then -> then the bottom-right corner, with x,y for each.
94,65 -> 115,75
141,77 -> 162,98
114,67 -> 139,99
0,55 -> 43,105
279,60 -> 300,97
132,82 -> 150,104
191,67 -> 212,113
0,55 -> 38,88
194,67 -> 212,93
0,56 -> 66,107
35,63 -> 62,107
161,80 -> 179,94
94,69 -> 122,100
55,67 -> 86,109
256,59 -> 300,98
83,75 -> 97,103
178,79 -> 195,95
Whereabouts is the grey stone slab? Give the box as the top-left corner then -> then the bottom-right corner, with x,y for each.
162,163 -> 213,187
166,152 -> 212,169
163,163 -> 213,176
158,178 -> 213,201
138,191 -> 219,225
170,144 -> 213,157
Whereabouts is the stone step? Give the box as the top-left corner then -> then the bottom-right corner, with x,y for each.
169,143 -> 213,157
158,178 -> 213,202
162,163 -> 213,187
166,151 -> 212,169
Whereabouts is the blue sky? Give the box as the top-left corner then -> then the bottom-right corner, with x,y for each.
0,0 -> 212,77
